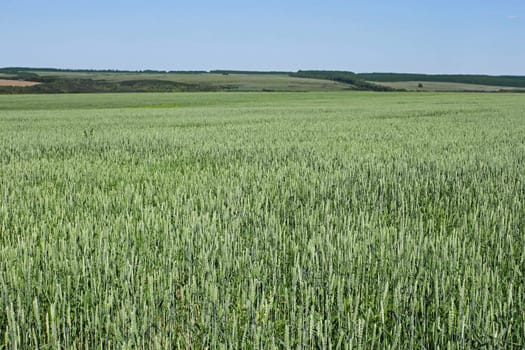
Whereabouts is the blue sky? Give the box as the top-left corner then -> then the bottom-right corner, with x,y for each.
2,0 -> 524,74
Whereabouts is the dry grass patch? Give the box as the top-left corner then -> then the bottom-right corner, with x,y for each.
0,79 -> 40,87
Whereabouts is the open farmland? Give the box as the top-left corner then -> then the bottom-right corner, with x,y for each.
0,92 -> 524,348
3,68 -> 525,93
370,81 -> 525,92
19,70 -> 354,92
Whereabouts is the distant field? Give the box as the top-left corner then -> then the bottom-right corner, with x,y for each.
372,80 -> 525,92
28,71 -> 353,91
0,79 -> 40,87
358,72 -> 525,89
1,91 -> 524,348
3,69 -> 525,93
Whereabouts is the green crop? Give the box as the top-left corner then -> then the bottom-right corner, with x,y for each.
0,92 -> 524,348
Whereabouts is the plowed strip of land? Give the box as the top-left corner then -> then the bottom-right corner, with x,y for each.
0,79 -> 40,87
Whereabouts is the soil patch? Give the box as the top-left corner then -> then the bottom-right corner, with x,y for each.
0,79 -> 40,87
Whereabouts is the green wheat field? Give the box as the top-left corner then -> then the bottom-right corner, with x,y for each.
0,92 -> 524,349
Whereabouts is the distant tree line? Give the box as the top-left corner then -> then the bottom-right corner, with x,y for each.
210,70 -> 290,75
0,67 -> 208,75
357,73 -> 525,88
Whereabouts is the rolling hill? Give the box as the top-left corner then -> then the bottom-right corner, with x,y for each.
1,68 -> 524,93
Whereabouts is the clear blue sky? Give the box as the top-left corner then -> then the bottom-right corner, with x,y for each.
2,0 -> 524,74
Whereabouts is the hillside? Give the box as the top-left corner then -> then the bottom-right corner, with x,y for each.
1,68 -> 525,93
357,72 -> 525,89
370,81 -> 525,92
0,68 -> 354,94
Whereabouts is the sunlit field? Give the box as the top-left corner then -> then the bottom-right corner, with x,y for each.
0,92 -> 524,348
